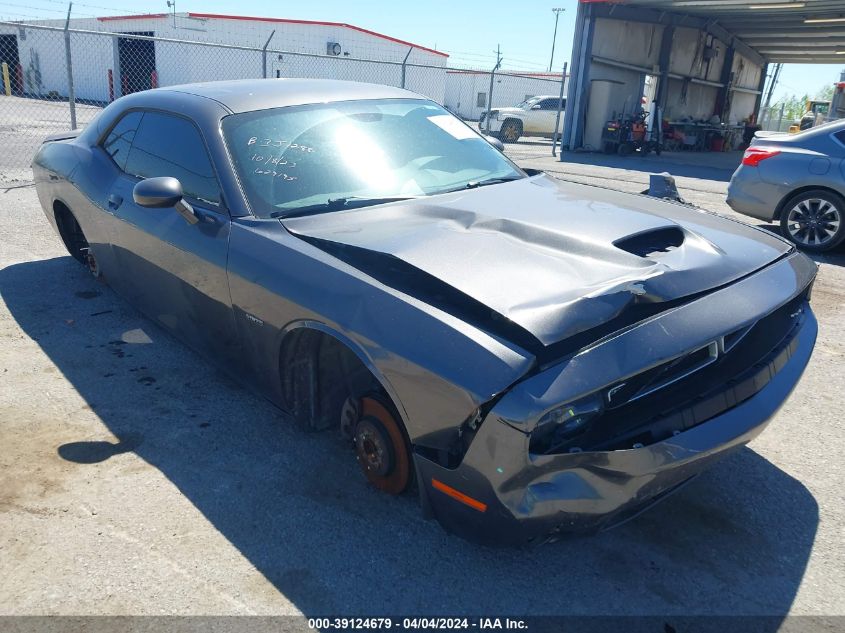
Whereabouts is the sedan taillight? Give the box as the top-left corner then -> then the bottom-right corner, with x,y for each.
742,146 -> 781,167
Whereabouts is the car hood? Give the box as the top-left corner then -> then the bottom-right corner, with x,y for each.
282,175 -> 791,349
491,107 -> 526,116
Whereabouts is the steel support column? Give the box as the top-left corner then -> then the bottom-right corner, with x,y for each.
715,45 -> 735,120
655,25 -> 675,115
561,2 -> 594,153
753,63 -> 769,125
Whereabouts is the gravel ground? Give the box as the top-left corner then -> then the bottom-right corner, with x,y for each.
0,124 -> 844,620
0,97 -> 100,172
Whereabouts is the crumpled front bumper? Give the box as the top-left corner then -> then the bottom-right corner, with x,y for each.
478,115 -> 504,133
414,253 -> 817,546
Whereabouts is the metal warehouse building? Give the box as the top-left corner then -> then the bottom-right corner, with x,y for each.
563,0 -> 845,152
0,12 -> 450,104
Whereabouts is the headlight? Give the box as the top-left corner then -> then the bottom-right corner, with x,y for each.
489,110 -> 500,120
530,394 -> 603,454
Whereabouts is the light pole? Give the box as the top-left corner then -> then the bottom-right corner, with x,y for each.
548,7 -> 565,72
167,0 -> 176,28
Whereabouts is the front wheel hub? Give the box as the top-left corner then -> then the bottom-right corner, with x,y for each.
354,417 -> 394,477
352,395 -> 411,495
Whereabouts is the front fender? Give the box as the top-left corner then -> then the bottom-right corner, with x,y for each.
226,218 -> 536,449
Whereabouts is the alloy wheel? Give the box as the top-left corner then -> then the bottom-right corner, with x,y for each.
786,197 -> 841,248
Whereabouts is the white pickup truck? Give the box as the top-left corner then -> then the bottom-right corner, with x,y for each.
478,95 -> 565,143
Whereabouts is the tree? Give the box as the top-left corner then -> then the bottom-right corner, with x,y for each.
763,94 -> 808,129
782,93 -> 808,121
815,84 -> 834,102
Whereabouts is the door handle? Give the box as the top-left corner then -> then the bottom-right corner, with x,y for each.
107,193 -> 123,210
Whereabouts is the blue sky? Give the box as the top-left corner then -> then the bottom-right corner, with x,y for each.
2,0 -> 841,103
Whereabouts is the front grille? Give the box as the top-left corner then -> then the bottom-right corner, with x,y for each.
605,340 -> 719,408
532,292 -> 808,455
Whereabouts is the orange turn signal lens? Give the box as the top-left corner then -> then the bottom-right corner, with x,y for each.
431,478 -> 487,512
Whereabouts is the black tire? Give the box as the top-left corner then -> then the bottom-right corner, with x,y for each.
779,189 -> 845,253
499,119 -> 522,143
617,142 -> 633,156
54,204 -> 89,265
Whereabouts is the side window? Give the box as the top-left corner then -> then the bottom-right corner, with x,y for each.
540,98 -> 561,111
124,111 -> 221,206
834,130 -> 845,146
102,110 -> 143,171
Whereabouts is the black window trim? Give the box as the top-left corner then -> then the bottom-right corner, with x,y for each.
97,106 -> 228,213
98,108 -> 144,172
830,128 -> 845,151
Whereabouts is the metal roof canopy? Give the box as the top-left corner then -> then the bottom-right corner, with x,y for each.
595,0 -> 845,64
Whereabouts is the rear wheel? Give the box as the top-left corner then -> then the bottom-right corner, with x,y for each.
499,120 -> 522,143
54,203 -> 100,277
55,204 -> 88,264
780,189 -> 845,253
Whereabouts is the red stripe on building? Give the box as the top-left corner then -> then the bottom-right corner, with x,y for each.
186,12 -> 448,57
97,13 -> 167,21
446,70 -> 567,78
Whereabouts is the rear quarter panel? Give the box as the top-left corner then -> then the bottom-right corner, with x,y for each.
33,136 -> 121,275
756,140 -> 845,217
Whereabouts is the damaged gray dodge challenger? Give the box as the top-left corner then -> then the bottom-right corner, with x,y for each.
33,79 -> 818,546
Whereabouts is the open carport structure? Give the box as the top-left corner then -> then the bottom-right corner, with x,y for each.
562,0 -> 845,151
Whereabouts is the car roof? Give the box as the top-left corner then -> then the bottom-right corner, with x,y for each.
157,78 -> 421,114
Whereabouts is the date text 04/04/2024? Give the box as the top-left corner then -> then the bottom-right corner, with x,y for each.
306,618 -> 528,630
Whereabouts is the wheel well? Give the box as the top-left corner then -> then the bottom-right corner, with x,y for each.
53,200 -> 87,264
774,185 -> 845,221
278,327 -> 398,433
502,117 -> 523,130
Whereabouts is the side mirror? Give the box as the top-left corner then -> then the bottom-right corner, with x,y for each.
133,177 -> 198,224
531,104 -> 542,110
485,135 -> 505,152
133,177 -> 183,208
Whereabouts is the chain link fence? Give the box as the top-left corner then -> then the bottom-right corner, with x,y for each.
0,20 -> 566,170
759,104 -> 797,133
759,103 -> 841,133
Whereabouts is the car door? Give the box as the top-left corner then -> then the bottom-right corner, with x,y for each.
106,110 -> 239,364
520,98 -> 543,134
536,98 -> 563,136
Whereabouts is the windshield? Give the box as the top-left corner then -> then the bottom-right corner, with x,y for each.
222,98 -> 525,218
515,96 -> 542,110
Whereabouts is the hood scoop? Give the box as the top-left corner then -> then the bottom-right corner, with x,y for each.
614,227 -> 685,258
